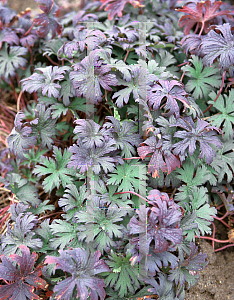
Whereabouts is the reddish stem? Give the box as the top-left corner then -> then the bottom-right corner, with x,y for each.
22,21 -> 35,37
180,71 -> 186,82
123,156 -> 152,160
203,71 -> 226,114
17,91 -> 23,112
44,54 -> 60,66
195,235 -> 229,243
114,191 -> 148,203
217,211 -> 234,221
0,213 -> 10,228
214,244 -> 234,252
124,50 -> 130,63
198,22 -> 204,36
213,216 -> 231,229
177,62 -> 189,67
38,211 -> 63,221
211,221 -> 215,249
216,204 -> 224,210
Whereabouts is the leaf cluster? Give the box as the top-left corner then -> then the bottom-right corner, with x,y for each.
1,0 -> 234,299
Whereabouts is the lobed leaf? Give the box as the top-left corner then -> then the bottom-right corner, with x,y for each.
0,245 -> 47,300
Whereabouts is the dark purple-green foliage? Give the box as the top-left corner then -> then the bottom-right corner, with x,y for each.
0,0 -> 234,299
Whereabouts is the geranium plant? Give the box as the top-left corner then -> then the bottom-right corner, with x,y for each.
0,0 -> 234,299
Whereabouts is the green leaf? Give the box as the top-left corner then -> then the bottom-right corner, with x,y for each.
175,161 -> 214,203
58,184 -> 87,221
35,219 -> 55,252
107,161 -> 147,199
104,251 -> 142,298
32,146 -> 76,193
5,173 -> 41,207
59,72 -> 76,106
0,44 -> 28,79
210,140 -> 234,183
74,202 -> 127,254
154,49 -> 179,78
22,148 -> 49,168
188,187 -> 216,239
49,220 -> 81,250
182,55 -> 222,100
27,200 -> 54,215
208,89 -> 234,141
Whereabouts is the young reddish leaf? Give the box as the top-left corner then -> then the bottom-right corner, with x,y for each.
0,245 -> 47,300
178,0 -> 232,35
34,0 -> 62,39
137,136 -> 181,178
100,0 -> 144,20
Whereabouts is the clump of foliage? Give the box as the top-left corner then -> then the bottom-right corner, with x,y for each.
0,0 -> 234,299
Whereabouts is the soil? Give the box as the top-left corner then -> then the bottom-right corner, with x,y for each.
3,1 -> 234,299
185,218 -> 234,300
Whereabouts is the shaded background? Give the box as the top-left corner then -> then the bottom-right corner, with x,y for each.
7,0 -> 82,13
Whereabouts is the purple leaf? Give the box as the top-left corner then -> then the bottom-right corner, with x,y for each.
7,111 -> 37,160
67,139 -> 123,174
100,0 -> 143,20
172,116 -> 223,164
181,34 -> 203,55
0,5 -> 17,24
20,34 -> 38,48
21,66 -> 70,98
1,213 -> 43,256
200,23 -> 234,70
73,119 -> 112,148
112,64 -> 153,108
0,245 -> 47,300
58,27 -> 106,59
73,11 -> 98,26
34,0 -> 62,39
70,50 -> 118,104
104,116 -> 143,157
44,248 -> 110,300
148,80 -> 190,118
128,190 -> 182,255
0,28 -> 19,48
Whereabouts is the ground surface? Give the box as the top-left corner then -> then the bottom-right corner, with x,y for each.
4,1 -> 234,299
